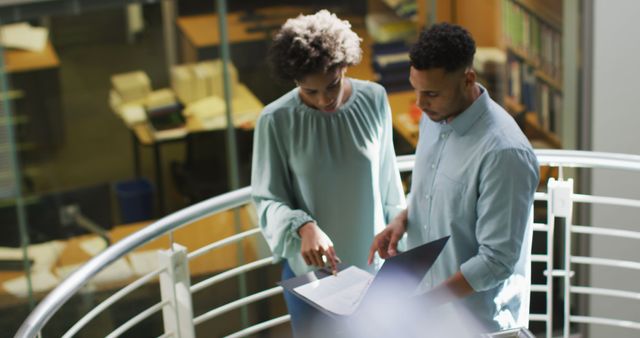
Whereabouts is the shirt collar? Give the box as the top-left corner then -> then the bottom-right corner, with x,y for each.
447,83 -> 490,136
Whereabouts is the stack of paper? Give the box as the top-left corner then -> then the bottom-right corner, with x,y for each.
183,95 -> 226,129
205,59 -> 239,98
144,88 -> 177,111
0,241 -> 66,297
0,22 -> 48,52
118,104 -> 146,126
111,71 -> 152,102
171,65 -> 195,104
170,59 -> 239,104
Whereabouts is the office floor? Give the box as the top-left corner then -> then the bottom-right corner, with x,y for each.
3,4 -> 292,337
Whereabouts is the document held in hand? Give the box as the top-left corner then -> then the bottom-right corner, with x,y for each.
279,236 -> 449,317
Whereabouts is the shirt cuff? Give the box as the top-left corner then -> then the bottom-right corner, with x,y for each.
288,211 -> 315,240
460,255 -> 497,292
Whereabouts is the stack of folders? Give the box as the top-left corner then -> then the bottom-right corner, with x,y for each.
171,59 -> 239,105
144,89 -> 186,141
371,41 -> 412,93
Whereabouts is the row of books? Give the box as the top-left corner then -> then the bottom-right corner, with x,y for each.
379,0 -> 417,21
365,12 -> 416,44
502,0 -> 562,82
371,41 -> 412,93
508,57 -> 561,133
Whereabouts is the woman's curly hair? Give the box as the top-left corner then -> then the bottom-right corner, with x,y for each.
410,23 -> 476,72
268,10 -> 362,81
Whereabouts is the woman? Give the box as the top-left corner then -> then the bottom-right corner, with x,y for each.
251,10 -> 406,337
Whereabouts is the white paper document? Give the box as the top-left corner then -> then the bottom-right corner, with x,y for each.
294,266 -> 374,316
128,250 -> 161,276
3,271 -> 59,297
0,22 -> 48,52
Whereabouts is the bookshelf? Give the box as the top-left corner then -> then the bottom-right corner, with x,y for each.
411,0 -> 564,150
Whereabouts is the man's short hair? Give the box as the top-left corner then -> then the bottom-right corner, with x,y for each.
268,10 -> 362,81
409,23 -> 476,72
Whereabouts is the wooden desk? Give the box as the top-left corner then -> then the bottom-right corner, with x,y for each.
176,7 -> 364,64
177,8 -> 290,64
4,41 -> 60,73
120,84 -> 263,214
128,84 -> 263,146
0,207 -> 258,308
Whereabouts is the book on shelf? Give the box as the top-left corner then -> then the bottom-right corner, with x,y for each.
502,0 -> 562,83
506,54 -> 562,134
371,41 -> 411,93
365,12 -> 416,44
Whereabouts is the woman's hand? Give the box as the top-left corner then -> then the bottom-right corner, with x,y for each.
298,221 -> 339,272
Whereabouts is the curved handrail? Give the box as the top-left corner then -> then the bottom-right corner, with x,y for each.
15,186 -> 252,338
14,150 -> 640,337
534,149 -> 640,170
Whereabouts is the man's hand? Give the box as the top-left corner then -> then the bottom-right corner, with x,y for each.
368,210 -> 408,264
298,222 -> 339,273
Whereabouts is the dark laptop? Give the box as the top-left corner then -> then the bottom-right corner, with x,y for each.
280,235 -> 450,317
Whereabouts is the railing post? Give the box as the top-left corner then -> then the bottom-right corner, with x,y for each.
548,177 -> 574,338
158,244 -> 195,338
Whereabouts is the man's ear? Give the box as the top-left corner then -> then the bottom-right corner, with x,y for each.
464,68 -> 477,87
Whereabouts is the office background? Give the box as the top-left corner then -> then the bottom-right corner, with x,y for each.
0,0 -> 639,337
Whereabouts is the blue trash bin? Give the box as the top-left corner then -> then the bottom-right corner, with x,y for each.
115,178 -> 154,224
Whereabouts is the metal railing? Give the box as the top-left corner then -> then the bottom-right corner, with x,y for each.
14,150 -> 640,338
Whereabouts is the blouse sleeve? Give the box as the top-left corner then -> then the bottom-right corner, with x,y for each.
377,86 -> 407,223
251,113 -> 314,260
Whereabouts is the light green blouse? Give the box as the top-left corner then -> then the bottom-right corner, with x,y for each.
251,78 -> 406,275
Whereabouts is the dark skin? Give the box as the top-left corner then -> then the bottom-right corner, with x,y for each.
368,65 -> 481,305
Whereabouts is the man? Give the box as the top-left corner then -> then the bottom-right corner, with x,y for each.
368,23 -> 539,332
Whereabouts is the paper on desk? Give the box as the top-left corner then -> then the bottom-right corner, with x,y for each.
93,258 -> 134,286
0,22 -> 48,52
3,271 -> 59,297
118,103 -> 147,126
0,241 -> 66,273
294,266 -> 374,316
79,237 -> 108,257
128,250 -> 161,276
56,258 -> 135,286
55,263 -> 81,280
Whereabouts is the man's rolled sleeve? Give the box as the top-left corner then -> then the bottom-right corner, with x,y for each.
461,148 -> 539,292
460,250 -> 513,292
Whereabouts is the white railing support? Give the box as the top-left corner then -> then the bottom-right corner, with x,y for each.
548,177 -> 575,338
158,244 -> 195,338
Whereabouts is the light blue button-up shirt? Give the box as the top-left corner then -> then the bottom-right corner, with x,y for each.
406,84 -> 539,332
